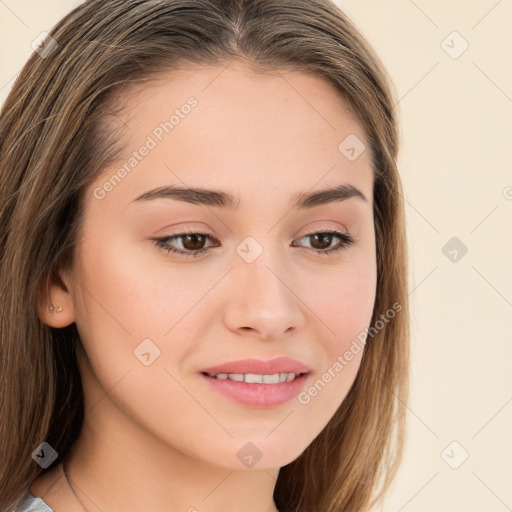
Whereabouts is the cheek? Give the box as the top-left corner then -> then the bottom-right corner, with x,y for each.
294,273 -> 375,434
326,267 -> 377,344
71,228 -> 212,399
296,249 -> 376,406
70,231 -> 162,375
73,229 -> 180,338
303,248 -> 377,349
71,235 -> 200,439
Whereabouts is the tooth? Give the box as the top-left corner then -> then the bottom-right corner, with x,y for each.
216,372 -> 298,383
244,373 -> 264,384
263,373 -> 280,384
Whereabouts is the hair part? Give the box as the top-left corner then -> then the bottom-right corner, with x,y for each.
0,1 -> 409,511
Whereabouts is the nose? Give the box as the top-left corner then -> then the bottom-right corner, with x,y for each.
223,252 -> 305,341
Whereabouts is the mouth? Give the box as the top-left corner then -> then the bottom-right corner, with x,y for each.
199,356 -> 312,407
199,369 -> 311,408
201,371 -> 308,384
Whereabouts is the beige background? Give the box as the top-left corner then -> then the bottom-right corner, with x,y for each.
1,1 -> 511,511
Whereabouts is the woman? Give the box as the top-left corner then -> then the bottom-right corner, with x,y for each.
0,1 -> 410,511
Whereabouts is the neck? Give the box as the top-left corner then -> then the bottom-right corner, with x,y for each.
64,401 -> 280,512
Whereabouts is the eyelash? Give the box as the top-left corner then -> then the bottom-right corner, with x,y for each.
152,228 -> 356,258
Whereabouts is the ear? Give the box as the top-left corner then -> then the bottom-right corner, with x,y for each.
36,269 -> 76,328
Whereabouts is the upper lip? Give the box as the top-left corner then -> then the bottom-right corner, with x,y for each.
201,357 -> 311,376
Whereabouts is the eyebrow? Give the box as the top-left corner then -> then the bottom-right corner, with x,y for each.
131,183 -> 367,210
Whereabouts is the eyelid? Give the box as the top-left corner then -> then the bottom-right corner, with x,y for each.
298,226 -> 348,238
295,219 -> 350,235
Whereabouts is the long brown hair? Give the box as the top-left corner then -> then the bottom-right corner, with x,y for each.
0,1 -> 409,510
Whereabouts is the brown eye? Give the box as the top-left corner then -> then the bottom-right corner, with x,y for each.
153,232 -> 219,258
292,230 -> 355,255
180,233 -> 207,251
309,233 -> 334,250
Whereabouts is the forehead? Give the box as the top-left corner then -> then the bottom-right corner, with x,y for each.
93,61 -> 373,207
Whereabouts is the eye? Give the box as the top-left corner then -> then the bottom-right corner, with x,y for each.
292,229 -> 355,255
152,228 -> 355,258
153,231 -> 219,258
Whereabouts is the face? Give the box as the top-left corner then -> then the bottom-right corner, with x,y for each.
60,61 -> 377,470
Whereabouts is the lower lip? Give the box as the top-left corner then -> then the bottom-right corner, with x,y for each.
201,373 -> 310,408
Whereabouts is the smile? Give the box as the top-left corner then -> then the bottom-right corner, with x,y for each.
205,372 -> 304,383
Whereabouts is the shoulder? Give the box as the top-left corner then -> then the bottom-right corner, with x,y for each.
24,464 -> 85,512
17,464 -> 63,512
13,491 -> 55,512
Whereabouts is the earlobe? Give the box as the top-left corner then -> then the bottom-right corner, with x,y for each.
36,270 -> 76,328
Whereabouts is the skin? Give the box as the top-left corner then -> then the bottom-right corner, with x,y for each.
33,60 -> 377,512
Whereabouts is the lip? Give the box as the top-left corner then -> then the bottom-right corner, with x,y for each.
200,357 -> 311,408
200,357 -> 311,376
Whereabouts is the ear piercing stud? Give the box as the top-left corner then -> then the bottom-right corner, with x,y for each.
49,304 -> 63,313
